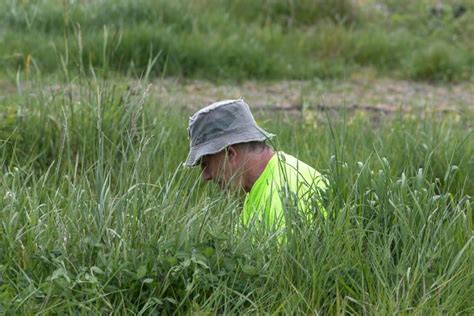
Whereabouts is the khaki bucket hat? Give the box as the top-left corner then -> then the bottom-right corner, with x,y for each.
184,99 -> 274,167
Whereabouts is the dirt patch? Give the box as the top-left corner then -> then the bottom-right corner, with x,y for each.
0,79 -> 17,100
3,76 -> 473,115
147,77 -> 473,114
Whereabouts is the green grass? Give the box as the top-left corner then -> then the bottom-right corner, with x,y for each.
0,0 -> 473,312
0,73 -> 472,313
1,0 -> 473,81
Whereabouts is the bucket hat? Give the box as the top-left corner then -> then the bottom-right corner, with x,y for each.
184,99 -> 274,167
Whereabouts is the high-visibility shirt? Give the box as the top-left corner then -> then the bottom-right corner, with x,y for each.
242,151 -> 327,230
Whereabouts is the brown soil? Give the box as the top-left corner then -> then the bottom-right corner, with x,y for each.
2,76 -> 473,115
148,77 -> 473,114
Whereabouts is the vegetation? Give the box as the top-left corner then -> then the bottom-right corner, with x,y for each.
0,76 -> 472,313
1,0 -> 473,81
0,0 -> 472,314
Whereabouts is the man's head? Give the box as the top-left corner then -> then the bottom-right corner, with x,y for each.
185,99 -> 274,192
199,141 -> 272,191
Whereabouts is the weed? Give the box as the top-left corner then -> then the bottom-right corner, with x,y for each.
0,75 -> 472,313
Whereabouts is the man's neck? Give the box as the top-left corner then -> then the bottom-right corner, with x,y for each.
242,148 -> 275,192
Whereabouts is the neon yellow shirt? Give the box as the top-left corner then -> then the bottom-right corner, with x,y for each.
242,152 -> 327,230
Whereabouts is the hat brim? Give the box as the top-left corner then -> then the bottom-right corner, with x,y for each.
184,127 -> 274,167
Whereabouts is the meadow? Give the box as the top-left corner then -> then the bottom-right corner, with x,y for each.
1,0 -> 473,81
1,0 -> 473,314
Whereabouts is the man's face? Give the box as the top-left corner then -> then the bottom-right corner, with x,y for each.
200,148 -> 242,190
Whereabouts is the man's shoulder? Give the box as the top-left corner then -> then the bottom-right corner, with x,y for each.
276,152 -> 318,174
276,151 -> 326,188
246,151 -> 323,199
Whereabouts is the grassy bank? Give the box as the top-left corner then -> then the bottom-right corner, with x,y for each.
0,75 -> 472,313
1,0 -> 473,81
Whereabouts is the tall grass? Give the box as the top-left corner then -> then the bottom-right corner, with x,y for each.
1,0 -> 473,81
0,72 -> 472,313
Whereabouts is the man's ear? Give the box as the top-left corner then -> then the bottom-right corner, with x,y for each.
226,145 -> 239,166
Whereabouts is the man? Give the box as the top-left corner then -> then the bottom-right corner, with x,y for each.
184,99 -> 327,232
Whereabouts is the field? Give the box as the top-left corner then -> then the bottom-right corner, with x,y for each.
1,0 -> 473,314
